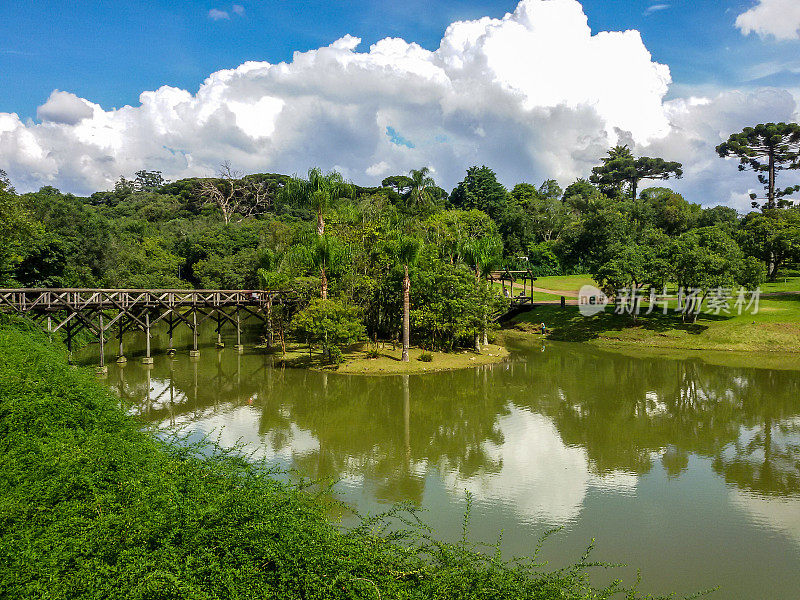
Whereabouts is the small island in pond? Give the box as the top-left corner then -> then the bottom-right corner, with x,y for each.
270,342 -> 510,374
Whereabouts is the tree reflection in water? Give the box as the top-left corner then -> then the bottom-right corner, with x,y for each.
105,341 -> 800,504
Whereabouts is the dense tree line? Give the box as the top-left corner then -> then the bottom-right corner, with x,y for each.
1,122 -> 799,357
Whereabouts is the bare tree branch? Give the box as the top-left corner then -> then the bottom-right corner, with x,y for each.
197,162 -> 273,224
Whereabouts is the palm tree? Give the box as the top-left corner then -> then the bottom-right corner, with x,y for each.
284,167 -> 354,236
462,236 -> 503,349
397,236 -> 422,362
281,234 -> 346,300
406,167 -> 439,212
312,235 -> 343,300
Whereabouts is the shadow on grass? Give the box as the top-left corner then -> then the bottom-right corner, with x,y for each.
507,306 -> 735,342
269,344 -> 409,370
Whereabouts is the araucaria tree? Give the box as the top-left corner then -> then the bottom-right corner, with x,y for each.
590,145 -> 683,200
716,123 -> 800,210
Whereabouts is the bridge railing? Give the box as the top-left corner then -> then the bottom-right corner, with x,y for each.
0,289 -> 292,312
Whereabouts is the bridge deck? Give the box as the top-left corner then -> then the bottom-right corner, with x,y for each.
0,289 -> 296,364
0,289 -> 289,312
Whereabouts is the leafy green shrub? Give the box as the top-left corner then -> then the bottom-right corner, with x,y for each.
0,322 -> 666,600
291,298 -> 366,357
327,345 -> 343,364
419,351 -> 433,362
365,347 -> 380,359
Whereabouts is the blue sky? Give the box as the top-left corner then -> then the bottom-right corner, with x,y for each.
1,0 -> 798,205
2,0 -> 797,119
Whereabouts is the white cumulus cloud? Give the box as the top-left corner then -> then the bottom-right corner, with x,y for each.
36,90 -> 95,125
0,0 -> 797,207
736,0 -> 800,41
208,8 -> 230,21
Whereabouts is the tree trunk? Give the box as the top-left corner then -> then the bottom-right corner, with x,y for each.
321,267 -> 328,300
768,150 -> 775,210
402,265 -> 410,362
317,211 -> 325,236
769,258 -> 781,280
474,267 -> 482,350
692,293 -> 707,323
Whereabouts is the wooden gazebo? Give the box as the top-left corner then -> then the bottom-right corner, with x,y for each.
487,268 -> 537,304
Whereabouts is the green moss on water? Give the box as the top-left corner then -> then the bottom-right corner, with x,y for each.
0,322 -> 676,599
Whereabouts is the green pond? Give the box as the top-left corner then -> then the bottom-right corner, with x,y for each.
81,325 -> 800,600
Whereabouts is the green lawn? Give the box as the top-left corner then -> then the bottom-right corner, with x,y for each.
532,274 -> 596,293
511,294 -> 800,353
761,276 -> 800,294
528,274 -> 800,297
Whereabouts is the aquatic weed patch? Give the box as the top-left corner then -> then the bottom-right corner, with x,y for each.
0,324 -> 679,599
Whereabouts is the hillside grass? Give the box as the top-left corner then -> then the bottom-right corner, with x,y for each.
531,275 -> 596,294
0,319 -> 665,599
511,295 -> 800,354
761,275 -> 800,294
530,274 -> 800,296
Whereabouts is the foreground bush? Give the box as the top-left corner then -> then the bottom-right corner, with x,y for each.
0,323 -> 660,599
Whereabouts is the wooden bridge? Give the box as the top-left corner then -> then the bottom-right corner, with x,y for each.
0,289 -> 295,372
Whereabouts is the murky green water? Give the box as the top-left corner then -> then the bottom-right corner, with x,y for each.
81,325 -> 800,599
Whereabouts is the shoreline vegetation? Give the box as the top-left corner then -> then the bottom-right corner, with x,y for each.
0,320 -> 668,599
3,131 -> 800,379
259,342 -> 509,374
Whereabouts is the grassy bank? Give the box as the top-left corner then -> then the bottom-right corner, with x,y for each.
511,295 -> 800,354
270,343 -> 509,375
0,320 -> 662,599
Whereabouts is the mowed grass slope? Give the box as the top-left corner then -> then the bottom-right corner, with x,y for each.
531,274 -> 800,297
512,295 -> 800,353
531,275 -> 596,294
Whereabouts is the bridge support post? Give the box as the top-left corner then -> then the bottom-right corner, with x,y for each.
96,314 -> 108,375
166,314 -> 176,356
65,321 -> 73,362
116,322 -> 127,364
234,311 -> 244,353
189,310 -> 200,358
215,311 -> 224,348
266,297 -> 273,348
142,313 -> 154,364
